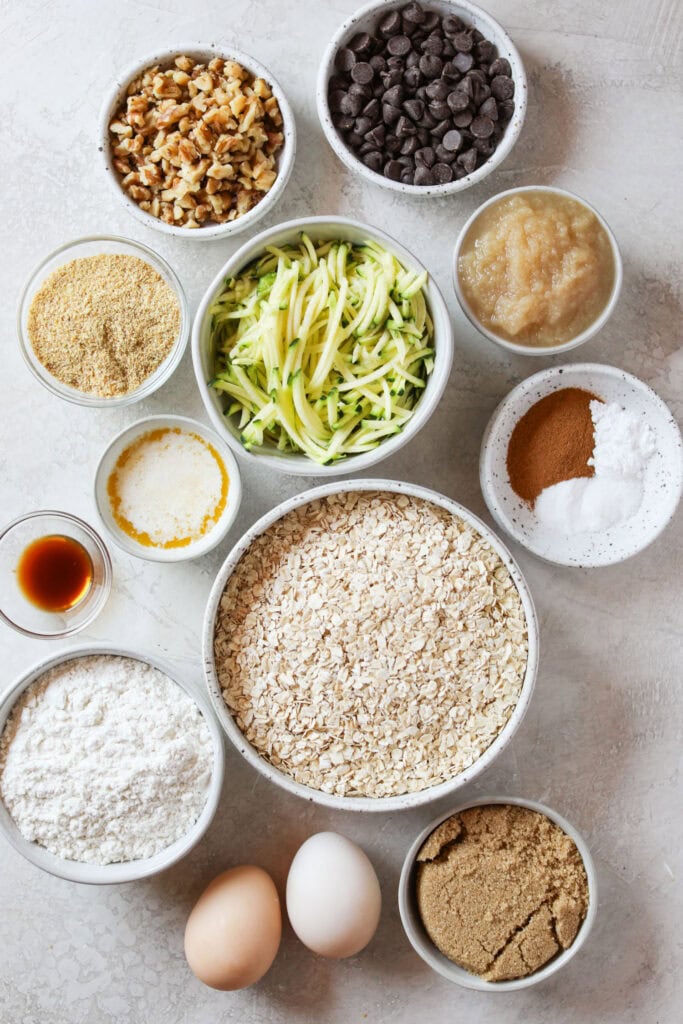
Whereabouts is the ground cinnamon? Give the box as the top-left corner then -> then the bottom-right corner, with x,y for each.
507,388 -> 600,504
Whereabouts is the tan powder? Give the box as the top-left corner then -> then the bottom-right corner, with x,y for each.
27,254 -> 181,397
416,804 -> 589,982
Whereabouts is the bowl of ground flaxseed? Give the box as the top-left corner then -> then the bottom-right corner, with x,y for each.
17,236 -> 189,407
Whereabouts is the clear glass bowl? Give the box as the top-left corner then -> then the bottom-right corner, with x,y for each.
17,235 -> 189,407
0,511 -> 112,638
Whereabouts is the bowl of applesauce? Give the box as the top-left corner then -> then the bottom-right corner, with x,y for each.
452,186 -> 623,356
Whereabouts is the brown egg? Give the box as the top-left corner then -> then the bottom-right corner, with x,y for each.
184,865 -> 282,990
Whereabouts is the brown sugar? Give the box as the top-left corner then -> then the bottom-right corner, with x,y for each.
506,387 -> 600,505
415,804 -> 589,982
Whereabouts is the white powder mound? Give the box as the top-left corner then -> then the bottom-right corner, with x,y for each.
0,655 -> 214,865
116,431 -> 224,544
536,400 -> 656,535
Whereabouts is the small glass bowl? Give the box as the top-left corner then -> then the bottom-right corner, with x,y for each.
17,235 -> 190,407
0,511 -> 112,638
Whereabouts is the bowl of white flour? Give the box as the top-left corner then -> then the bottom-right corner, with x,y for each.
0,646 -> 224,883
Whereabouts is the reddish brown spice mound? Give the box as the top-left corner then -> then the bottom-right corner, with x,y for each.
506,388 -> 600,505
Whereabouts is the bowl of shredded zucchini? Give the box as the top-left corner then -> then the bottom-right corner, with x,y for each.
192,216 -> 453,474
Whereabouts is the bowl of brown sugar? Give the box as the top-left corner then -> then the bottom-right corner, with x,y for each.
17,235 -> 189,407
399,797 -> 597,990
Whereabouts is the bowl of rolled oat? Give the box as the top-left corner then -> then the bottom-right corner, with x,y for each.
203,479 -> 538,811
99,45 -> 296,239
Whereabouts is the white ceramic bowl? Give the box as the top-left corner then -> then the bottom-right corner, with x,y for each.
192,215 -> 454,476
17,235 -> 189,407
317,0 -> 527,197
398,795 -> 598,990
453,186 -> 623,356
94,414 -> 242,562
99,44 -> 296,240
480,363 -> 683,567
0,645 -> 225,884
202,479 -> 539,811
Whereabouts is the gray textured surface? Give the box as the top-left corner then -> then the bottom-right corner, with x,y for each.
1,1 -> 681,1021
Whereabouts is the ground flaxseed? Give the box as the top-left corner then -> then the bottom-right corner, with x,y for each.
416,804 -> 589,982
27,253 -> 180,397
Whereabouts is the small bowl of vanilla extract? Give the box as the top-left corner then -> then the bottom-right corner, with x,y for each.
0,511 -> 112,638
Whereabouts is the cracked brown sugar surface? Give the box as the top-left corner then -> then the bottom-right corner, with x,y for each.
415,805 -> 589,981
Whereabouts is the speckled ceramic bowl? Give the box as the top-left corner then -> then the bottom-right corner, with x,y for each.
480,364 -> 683,567
398,795 -> 598,990
100,44 -> 296,240
317,0 -> 527,197
202,479 -> 538,812
0,645 -> 225,885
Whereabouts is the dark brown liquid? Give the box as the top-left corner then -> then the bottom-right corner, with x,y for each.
17,535 -> 93,612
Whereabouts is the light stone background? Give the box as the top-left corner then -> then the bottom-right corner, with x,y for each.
1,0 -> 681,1021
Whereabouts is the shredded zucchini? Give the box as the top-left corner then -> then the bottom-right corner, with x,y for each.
209,234 -> 434,464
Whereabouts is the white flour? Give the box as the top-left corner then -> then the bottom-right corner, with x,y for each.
0,655 -> 213,865
535,400 -> 656,534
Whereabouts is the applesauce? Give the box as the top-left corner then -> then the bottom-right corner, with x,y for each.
458,190 -> 616,348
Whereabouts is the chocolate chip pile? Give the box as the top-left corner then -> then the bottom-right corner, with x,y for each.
328,2 -> 516,186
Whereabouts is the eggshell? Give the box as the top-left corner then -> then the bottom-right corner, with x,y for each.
184,865 -> 281,990
286,832 -> 381,958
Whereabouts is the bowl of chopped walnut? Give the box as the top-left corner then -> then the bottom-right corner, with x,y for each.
100,46 -> 296,238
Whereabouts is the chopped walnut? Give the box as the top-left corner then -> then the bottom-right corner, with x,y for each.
109,54 -> 284,228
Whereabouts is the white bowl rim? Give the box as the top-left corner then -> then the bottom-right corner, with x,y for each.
99,42 -> 297,240
0,644 -> 225,885
452,185 -> 624,355
202,478 -> 539,812
316,0 -> 528,197
16,234 -> 190,407
93,413 -> 243,563
398,794 -> 598,990
479,361 -> 683,567
191,214 -> 454,476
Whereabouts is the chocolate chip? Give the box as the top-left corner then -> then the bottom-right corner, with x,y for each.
447,89 -> 469,112
442,61 -> 461,81
403,98 -> 425,120
476,40 -> 496,64
406,49 -> 420,68
453,51 -> 474,73
422,34 -> 443,55
385,134 -> 401,154
415,146 -> 436,167
329,90 -> 346,113
453,32 -> 473,52
479,96 -> 498,120
452,108 -> 473,127
355,115 -> 373,135
349,31 -> 372,55
384,84 -> 404,107
499,99 -> 515,120
329,75 -> 347,92
400,135 -> 420,155
400,167 -> 414,184
386,56 -> 405,70
472,82 -> 491,106
349,82 -> 372,102
379,10 -> 401,38
351,61 -> 375,84
426,79 -> 449,100
366,123 -> 386,147
431,118 -> 450,139
432,162 -> 454,183
474,137 -> 496,156
387,35 -> 412,56
335,48 -> 357,72
491,75 -> 515,100
382,68 -> 403,88
404,66 -> 422,90
470,115 -> 494,138
382,103 -> 401,125
419,54 -> 443,78
443,14 -> 465,36
363,150 -> 383,173
402,2 -> 426,25
457,147 -> 477,174
414,165 -> 435,185
422,11 -> 440,32
333,113 -> 354,131
363,97 -> 380,120
416,127 -> 430,145
383,159 -> 403,180
434,144 -> 456,163
370,55 -> 387,73
340,93 -> 362,116
442,128 -> 462,151
489,57 -> 512,78
428,100 -> 451,119
396,115 -> 417,138
457,75 -> 474,98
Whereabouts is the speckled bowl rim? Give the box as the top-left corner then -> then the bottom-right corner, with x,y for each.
202,478 -> 539,812
398,795 -> 598,990
99,43 -> 297,240
316,0 -> 527,197
0,510 -> 113,638
0,645 -> 225,885
93,414 -> 243,563
452,186 -> 624,355
16,235 -> 190,407
479,363 -> 683,567
191,215 -> 454,476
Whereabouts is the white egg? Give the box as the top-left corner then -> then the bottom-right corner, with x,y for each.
286,831 -> 381,958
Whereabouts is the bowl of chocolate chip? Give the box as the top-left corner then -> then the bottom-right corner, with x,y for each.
317,0 -> 526,194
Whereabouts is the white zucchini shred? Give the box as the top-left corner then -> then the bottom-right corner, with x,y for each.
208,234 -> 435,464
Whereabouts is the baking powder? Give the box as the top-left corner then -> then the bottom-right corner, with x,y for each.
0,655 -> 213,864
